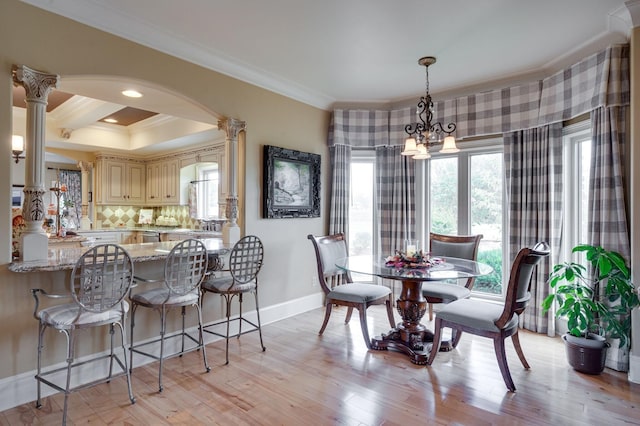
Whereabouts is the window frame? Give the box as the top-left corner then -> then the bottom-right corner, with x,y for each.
417,136 -> 507,299
561,120 -> 592,261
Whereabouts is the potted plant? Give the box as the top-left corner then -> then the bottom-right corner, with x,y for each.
542,244 -> 640,374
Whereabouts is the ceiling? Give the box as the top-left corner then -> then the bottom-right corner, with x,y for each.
21,0 -> 631,110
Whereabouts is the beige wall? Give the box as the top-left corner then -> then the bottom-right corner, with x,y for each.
0,0 -> 330,380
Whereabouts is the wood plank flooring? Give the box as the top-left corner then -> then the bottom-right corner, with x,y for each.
2,305 -> 639,425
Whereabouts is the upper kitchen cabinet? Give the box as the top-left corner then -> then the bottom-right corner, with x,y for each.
95,155 -> 146,204
146,158 -> 180,205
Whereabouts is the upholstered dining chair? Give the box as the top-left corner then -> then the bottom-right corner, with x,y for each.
426,242 -> 549,392
423,232 -> 483,321
201,235 -> 266,365
31,244 -> 135,425
307,233 -> 396,349
129,238 -> 210,392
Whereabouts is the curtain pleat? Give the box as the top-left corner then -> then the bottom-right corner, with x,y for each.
329,144 -> 351,235
589,105 -> 630,371
375,145 -> 415,257
504,123 -> 563,336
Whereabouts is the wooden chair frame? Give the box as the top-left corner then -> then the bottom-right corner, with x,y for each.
307,233 -> 395,349
427,243 -> 549,391
425,232 -> 483,320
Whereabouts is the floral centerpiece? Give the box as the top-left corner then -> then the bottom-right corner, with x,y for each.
385,250 -> 444,269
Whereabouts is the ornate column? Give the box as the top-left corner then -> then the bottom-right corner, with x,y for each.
78,161 -> 93,230
218,118 -> 245,245
12,65 -> 59,261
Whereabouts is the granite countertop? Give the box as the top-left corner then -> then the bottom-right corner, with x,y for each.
9,238 -> 230,273
47,235 -> 87,243
77,227 -> 221,236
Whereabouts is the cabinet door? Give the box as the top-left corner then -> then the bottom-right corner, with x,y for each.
146,161 -> 161,204
162,159 -> 180,204
127,163 -> 146,203
104,161 -> 127,203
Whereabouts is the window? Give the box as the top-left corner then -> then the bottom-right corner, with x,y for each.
562,121 -> 592,259
348,151 -> 376,282
427,139 -> 504,296
196,164 -> 219,219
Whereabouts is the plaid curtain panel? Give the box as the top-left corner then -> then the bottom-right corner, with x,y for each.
328,109 -> 390,148
504,123 -> 563,336
328,145 -> 351,236
539,45 -> 629,124
375,145 -> 415,257
589,105 -> 630,371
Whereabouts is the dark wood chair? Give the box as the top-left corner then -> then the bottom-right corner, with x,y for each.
307,233 -> 395,349
426,242 -> 549,391
423,232 -> 483,321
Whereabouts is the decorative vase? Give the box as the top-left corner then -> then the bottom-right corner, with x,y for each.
563,333 -> 609,374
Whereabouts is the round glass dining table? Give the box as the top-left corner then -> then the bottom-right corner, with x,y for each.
336,255 -> 493,365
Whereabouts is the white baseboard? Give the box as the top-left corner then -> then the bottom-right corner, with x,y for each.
0,292 -> 323,412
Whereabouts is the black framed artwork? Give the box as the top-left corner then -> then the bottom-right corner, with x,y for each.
263,145 -> 320,218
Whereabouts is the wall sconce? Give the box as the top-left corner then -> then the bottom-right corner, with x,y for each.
12,135 -> 24,163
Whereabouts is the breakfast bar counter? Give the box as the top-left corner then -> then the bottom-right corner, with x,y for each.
8,238 -> 231,273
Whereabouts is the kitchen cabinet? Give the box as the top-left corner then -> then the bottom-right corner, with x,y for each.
146,158 -> 180,205
95,157 -> 145,204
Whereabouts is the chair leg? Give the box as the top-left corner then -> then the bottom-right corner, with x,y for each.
451,330 -> 463,348
345,307 -> 354,324
511,331 -> 530,369
62,330 -> 75,426
158,306 -> 167,392
493,337 -> 516,392
427,318 -> 443,365
108,324 -> 115,379
195,303 -> 211,372
428,303 -> 434,321
385,298 -> 396,328
254,290 -> 266,352
129,303 -> 138,373
357,305 -> 372,349
238,294 -> 244,338
35,322 -> 46,409
318,302 -> 333,335
116,321 -> 136,404
224,294 -> 233,365
180,306 -> 187,355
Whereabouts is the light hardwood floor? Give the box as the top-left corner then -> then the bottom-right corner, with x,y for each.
2,305 -> 639,425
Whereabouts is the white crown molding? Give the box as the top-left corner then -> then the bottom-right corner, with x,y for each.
20,0 -> 335,110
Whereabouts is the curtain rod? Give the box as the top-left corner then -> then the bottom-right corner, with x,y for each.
190,179 -> 215,184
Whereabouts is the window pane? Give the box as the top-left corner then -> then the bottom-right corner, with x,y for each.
430,157 -> 458,234
349,161 -> 374,257
470,153 -> 503,295
578,140 -> 591,244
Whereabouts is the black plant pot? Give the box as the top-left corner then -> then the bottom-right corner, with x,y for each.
563,333 -> 610,374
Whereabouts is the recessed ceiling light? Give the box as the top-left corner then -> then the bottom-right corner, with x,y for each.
122,90 -> 142,98
104,118 -> 118,123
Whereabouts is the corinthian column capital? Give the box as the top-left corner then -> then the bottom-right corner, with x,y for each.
12,65 -> 59,104
218,118 -> 246,141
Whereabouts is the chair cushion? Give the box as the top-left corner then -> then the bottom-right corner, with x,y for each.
38,301 -> 129,328
422,282 -> 471,301
130,288 -> 199,307
327,283 -> 391,304
201,276 -> 256,294
436,298 -> 518,332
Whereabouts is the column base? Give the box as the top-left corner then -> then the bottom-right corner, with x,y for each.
223,223 -> 240,245
21,233 -> 48,261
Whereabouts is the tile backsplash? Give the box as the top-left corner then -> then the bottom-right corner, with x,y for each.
95,205 -> 201,229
